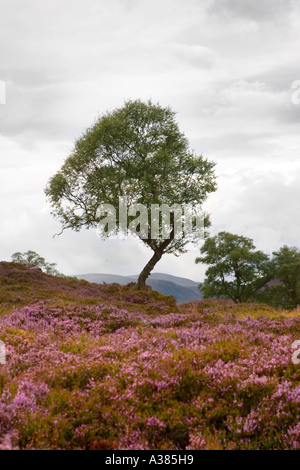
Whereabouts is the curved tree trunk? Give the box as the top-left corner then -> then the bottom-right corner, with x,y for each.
137,227 -> 175,291
137,249 -> 163,290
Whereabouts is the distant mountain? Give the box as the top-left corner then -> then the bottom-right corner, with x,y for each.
130,272 -> 200,288
146,279 -> 203,304
75,272 -> 203,303
75,273 -> 135,285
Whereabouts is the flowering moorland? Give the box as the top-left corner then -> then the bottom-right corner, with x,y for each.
0,262 -> 299,450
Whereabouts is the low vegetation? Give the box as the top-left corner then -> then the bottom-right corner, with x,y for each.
0,262 -> 299,450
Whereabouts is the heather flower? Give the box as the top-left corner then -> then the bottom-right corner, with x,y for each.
1,269 -> 300,450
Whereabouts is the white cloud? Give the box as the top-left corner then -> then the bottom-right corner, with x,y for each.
0,0 -> 300,281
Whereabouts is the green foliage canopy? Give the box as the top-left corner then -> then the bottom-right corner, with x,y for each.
11,250 -> 61,276
45,100 -> 217,289
259,246 -> 300,309
196,231 -> 270,303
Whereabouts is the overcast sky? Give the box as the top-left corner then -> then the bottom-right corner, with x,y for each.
0,0 -> 300,281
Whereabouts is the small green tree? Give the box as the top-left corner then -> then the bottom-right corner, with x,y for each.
196,231 -> 270,303
11,250 -> 61,276
259,246 -> 300,309
45,99 -> 217,290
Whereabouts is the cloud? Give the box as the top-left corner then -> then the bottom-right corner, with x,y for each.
0,0 -> 299,281
207,0 -> 299,22
206,169 -> 300,252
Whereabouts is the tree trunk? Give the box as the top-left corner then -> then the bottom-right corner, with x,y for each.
137,249 -> 163,290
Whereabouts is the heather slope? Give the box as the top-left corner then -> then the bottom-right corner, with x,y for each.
76,272 -> 203,303
0,262 -> 177,316
0,262 -> 300,450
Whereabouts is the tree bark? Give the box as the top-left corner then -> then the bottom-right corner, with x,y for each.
137,226 -> 174,291
137,249 -> 163,290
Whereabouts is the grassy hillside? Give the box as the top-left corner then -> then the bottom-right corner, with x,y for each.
0,262 -> 299,450
76,272 -> 203,303
0,262 -> 177,316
